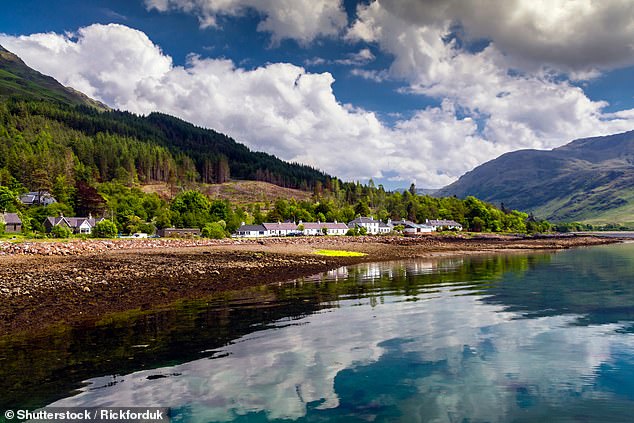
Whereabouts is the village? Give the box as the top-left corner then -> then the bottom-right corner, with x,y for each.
1,191 -> 463,238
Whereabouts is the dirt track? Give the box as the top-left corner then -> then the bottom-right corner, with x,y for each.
0,234 -> 620,334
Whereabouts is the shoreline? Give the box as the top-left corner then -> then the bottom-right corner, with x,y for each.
0,234 -> 622,336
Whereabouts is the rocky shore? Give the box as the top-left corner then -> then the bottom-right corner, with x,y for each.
0,234 -> 621,335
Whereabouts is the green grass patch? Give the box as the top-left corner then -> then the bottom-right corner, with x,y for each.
314,249 -> 367,257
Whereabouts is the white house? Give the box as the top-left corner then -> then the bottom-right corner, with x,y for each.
347,217 -> 381,234
392,220 -> 433,234
234,224 -> 268,238
20,191 -> 57,206
302,221 -> 349,236
234,220 -> 350,238
263,222 -> 299,236
378,219 -> 393,234
44,214 -> 105,234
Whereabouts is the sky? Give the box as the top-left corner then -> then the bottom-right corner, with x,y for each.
2,1 -> 634,189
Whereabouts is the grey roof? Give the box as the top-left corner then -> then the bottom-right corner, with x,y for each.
238,224 -> 266,232
302,222 -> 348,230
348,217 -> 379,225
263,222 -> 298,231
20,191 -> 57,204
427,219 -> 462,227
45,216 -> 104,229
2,213 -> 21,225
392,219 -> 420,228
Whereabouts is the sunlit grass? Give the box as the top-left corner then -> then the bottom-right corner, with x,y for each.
314,249 -> 367,257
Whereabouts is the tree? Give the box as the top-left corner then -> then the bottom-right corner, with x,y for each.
50,225 -> 72,238
354,201 -> 370,217
202,222 -> 226,239
93,219 -> 118,238
0,186 -> 18,212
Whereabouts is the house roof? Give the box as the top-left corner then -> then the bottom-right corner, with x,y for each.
46,216 -> 104,229
2,213 -> 21,225
348,217 -> 378,225
262,222 -> 298,231
392,219 -> 419,228
302,222 -> 348,230
20,191 -> 56,204
238,224 -> 266,232
428,219 -> 462,227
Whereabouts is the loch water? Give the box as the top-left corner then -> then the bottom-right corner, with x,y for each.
3,243 -> 634,422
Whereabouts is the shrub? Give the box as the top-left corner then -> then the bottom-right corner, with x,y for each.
93,219 -> 118,238
50,225 -> 73,238
202,222 -> 226,239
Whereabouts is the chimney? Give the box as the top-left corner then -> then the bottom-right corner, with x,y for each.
241,221 -> 245,226
89,212 -> 92,220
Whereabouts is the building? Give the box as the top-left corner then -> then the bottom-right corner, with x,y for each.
1,212 -> 22,233
392,220 -> 433,235
426,219 -> 463,231
234,221 -> 349,238
262,222 -> 299,237
234,224 -> 267,238
20,191 -> 57,206
158,227 -> 202,237
302,221 -> 349,236
44,214 -> 105,235
378,219 -> 393,234
347,217 -> 381,234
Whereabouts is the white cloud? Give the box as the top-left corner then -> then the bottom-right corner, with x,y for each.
347,1 -> 634,153
376,0 -> 634,75
2,19 -> 634,189
0,23 -> 514,187
144,0 -> 348,45
335,48 -> 375,66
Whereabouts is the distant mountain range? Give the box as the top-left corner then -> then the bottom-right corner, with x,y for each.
0,44 -> 331,191
437,131 -> 634,224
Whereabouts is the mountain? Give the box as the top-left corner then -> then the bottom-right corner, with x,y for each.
0,45 -> 106,109
437,130 -> 634,224
0,44 -> 331,191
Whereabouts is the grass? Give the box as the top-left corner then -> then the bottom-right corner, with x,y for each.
314,249 -> 367,257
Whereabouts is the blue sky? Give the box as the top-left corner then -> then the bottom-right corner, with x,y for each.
2,0 -> 634,189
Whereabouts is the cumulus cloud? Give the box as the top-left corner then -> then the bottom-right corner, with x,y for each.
376,0 -> 634,75
0,23 -> 511,186
2,20 -> 634,188
347,1 -> 634,153
144,0 -> 348,45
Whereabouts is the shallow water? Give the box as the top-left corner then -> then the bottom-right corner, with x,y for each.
3,244 -> 634,422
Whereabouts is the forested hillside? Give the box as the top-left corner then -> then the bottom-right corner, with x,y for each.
0,44 -> 549,237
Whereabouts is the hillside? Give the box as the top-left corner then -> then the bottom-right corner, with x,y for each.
141,180 -> 312,204
0,45 -> 106,109
437,130 -> 634,224
0,44 -> 331,192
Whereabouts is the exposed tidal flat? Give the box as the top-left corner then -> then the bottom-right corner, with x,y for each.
3,240 -> 634,421
0,234 -> 617,335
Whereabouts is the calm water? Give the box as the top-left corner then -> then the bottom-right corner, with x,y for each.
3,243 -> 634,422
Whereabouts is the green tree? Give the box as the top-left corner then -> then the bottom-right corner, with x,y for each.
93,219 -> 118,238
202,222 -> 226,239
50,225 -> 72,238
0,186 -> 18,212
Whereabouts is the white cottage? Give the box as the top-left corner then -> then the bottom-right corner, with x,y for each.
347,217 -> 381,234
